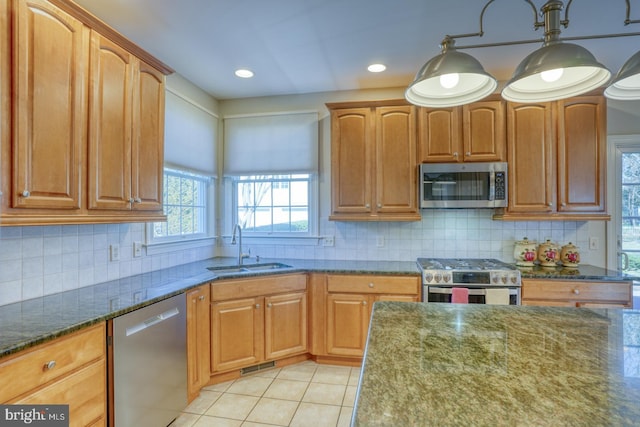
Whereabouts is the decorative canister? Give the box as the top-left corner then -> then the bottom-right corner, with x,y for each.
560,242 -> 581,267
537,239 -> 560,267
513,237 -> 538,266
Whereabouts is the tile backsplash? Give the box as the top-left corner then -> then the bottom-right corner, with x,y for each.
0,210 -> 599,307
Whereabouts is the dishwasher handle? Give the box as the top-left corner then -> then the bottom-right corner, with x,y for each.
125,306 -> 180,337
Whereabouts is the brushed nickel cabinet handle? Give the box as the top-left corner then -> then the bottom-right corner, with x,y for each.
44,360 -> 56,371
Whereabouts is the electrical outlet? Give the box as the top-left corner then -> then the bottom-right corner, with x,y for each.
110,244 -> 120,261
323,236 -> 335,247
133,241 -> 142,257
376,236 -> 384,247
589,237 -> 599,250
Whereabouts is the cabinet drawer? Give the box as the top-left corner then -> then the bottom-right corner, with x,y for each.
522,280 -> 632,303
15,359 -> 106,426
211,274 -> 307,301
0,323 -> 106,402
327,275 -> 419,295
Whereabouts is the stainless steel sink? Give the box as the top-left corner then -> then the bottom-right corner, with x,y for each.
207,262 -> 292,275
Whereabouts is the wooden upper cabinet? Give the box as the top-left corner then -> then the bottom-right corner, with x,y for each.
375,106 -> 417,215
556,96 -> 606,214
330,107 -> 373,215
462,99 -> 506,162
88,32 -> 134,210
132,61 -> 164,211
1,0 -> 170,225
12,0 -> 88,210
499,94 -> 609,220
418,97 -> 506,163
418,106 -> 461,162
328,101 -> 420,221
506,102 -> 555,214
88,33 -> 164,212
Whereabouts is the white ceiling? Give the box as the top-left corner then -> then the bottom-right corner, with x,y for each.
73,0 -> 640,100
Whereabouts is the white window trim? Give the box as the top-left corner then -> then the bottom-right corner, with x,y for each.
145,169 -> 217,254
224,174 -> 319,239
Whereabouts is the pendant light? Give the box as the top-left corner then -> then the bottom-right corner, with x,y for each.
502,0 -> 611,102
405,37 -> 497,108
604,50 -> 640,100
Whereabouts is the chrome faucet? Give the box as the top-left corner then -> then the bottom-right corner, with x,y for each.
231,224 -> 250,265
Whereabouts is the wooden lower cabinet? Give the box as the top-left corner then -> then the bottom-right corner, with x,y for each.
521,279 -> 632,308
325,275 -> 420,358
210,274 -> 308,374
0,323 -> 107,427
187,284 -> 211,402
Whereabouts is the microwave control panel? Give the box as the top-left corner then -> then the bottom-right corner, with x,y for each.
495,172 -> 506,200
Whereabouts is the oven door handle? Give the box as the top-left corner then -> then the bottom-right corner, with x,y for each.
427,287 -> 518,296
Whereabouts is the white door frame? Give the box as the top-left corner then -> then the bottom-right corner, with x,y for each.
606,134 -> 640,270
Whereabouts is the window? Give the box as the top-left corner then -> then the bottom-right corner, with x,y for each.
151,168 -> 213,242
233,174 -> 313,235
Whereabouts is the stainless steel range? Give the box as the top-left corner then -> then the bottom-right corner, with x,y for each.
417,258 -> 522,305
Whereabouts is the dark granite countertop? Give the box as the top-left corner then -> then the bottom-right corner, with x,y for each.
0,257 -> 419,358
516,263 -> 640,281
353,302 -> 640,426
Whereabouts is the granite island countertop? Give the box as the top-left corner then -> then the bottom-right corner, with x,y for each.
0,257 -> 420,357
353,302 -> 640,426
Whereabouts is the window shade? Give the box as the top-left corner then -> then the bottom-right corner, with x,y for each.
164,90 -> 218,175
224,112 -> 318,176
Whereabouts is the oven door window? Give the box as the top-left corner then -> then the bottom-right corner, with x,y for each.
427,287 -> 518,305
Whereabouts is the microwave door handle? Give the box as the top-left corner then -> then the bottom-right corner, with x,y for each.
488,171 -> 495,201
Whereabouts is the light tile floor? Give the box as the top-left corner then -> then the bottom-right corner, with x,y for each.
172,361 -> 360,427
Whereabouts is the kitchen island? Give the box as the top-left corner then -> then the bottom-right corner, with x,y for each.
352,302 -> 640,426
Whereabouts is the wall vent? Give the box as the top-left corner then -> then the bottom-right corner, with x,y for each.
240,360 -> 276,375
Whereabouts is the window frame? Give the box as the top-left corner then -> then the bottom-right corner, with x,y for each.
145,167 -> 216,254
226,173 -> 319,241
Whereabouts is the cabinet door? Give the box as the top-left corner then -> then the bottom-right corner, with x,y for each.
12,0 -> 87,209
462,99 -> 506,162
264,292 -> 307,360
132,61 -> 164,211
417,106 -> 461,162
330,108 -> 373,215
556,96 -> 606,213
211,297 -> 263,372
88,32 -> 134,210
187,285 -> 210,402
326,293 -> 369,357
506,102 -> 555,213
375,105 -> 418,215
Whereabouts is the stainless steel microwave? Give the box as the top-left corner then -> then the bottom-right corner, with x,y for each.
419,162 -> 507,208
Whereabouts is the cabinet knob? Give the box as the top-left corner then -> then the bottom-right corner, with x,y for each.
365,203 -> 370,208
548,203 -> 553,207
465,152 -> 471,156
267,303 -> 272,308
561,203 -> 566,207
198,295 -> 205,301
44,360 -> 56,371
453,152 -> 458,157
377,203 -> 382,208
22,190 -> 30,198
255,304 -> 260,309
362,300 -> 367,305
572,289 -> 580,295
368,283 -> 374,288
134,197 -> 142,203
129,198 -> 135,204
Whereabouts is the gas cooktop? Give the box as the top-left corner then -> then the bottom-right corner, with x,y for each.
417,258 -> 517,271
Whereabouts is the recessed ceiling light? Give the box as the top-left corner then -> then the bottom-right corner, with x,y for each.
235,69 -> 254,78
368,64 -> 386,73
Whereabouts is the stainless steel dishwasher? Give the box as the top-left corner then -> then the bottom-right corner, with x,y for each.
111,293 -> 187,427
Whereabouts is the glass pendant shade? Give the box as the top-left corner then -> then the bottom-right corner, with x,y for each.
405,48 -> 497,108
604,50 -> 640,100
502,41 -> 611,102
